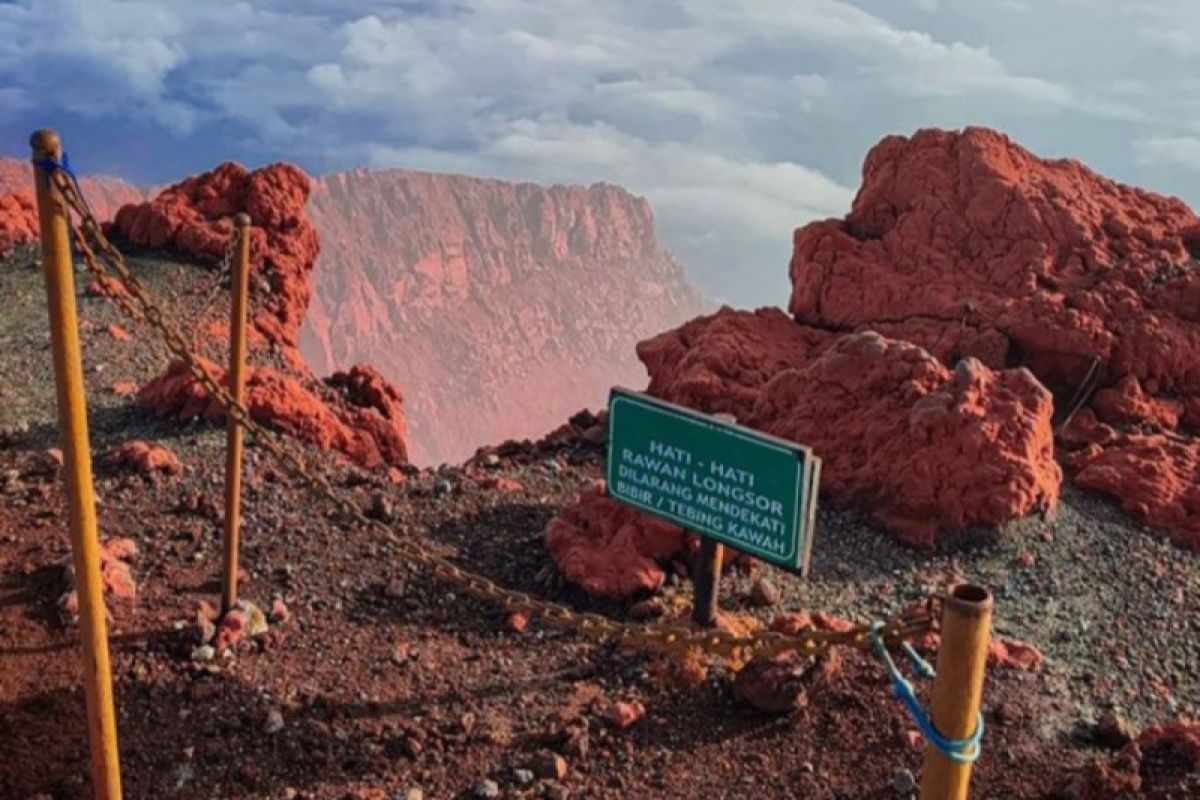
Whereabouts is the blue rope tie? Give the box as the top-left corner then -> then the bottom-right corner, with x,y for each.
869,622 -> 984,764
33,152 -> 79,182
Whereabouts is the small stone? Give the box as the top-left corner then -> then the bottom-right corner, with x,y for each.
369,491 -> 395,522
750,577 -> 780,607
605,700 -> 646,729
628,598 -> 665,620
264,708 -> 285,734
404,789 -> 424,800
241,600 -> 269,637
531,752 -> 568,780
1095,711 -> 1137,748
484,454 -> 500,468
268,597 -> 290,624
191,644 -> 215,662
893,768 -> 916,794
513,769 -> 535,785
433,479 -> 453,498
473,779 -> 500,799
543,459 -> 563,474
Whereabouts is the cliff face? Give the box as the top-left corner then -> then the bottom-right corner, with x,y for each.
301,168 -> 707,464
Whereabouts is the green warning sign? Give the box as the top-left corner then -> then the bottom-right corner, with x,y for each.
606,388 -> 820,573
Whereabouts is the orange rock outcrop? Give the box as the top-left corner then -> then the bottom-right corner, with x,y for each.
138,358 -> 407,468
105,162 -> 410,468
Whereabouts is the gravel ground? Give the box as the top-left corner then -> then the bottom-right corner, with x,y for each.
1,250 -> 1197,799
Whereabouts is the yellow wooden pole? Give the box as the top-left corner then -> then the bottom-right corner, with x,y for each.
221,212 -> 252,614
921,583 -> 993,800
30,128 -> 123,800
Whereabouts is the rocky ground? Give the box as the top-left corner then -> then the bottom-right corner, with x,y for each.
2,251 -> 1199,799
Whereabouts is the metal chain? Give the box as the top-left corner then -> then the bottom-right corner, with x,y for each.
194,232 -> 238,318
48,167 -> 937,659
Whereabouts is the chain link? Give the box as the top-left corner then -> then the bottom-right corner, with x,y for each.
194,232 -> 238,318
48,167 -> 937,660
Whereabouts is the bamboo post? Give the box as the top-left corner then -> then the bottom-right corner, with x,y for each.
220,212 -> 252,614
691,538 -> 724,627
921,583 -> 993,800
30,129 -> 124,800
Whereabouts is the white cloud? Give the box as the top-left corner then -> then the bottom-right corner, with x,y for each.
0,0 -> 1195,304
1134,136 -> 1200,172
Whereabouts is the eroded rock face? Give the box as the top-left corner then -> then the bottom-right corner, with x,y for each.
138,357 -> 407,468
301,168 -> 706,464
112,162 -> 319,348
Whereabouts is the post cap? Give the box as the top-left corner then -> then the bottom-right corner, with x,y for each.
233,212 -> 252,228
30,128 -> 62,160
945,583 -> 993,617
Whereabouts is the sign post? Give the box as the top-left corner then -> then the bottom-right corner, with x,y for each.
606,388 -> 820,621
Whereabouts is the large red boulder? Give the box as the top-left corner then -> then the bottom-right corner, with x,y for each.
112,162 -> 319,348
749,333 -> 1059,546
790,127 -> 1200,394
789,126 -> 1200,546
138,357 -> 407,468
544,482 -> 686,597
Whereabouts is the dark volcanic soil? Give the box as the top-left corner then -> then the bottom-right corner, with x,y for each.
1,250 -> 1199,799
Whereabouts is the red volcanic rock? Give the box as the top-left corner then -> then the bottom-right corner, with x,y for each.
112,162 -> 319,348
0,156 -> 145,226
789,127 -> 1200,544
59,538 -> 138,621
749,333 -> 1060,546
604,700 -> 647,729
545,321 -> 1059,591
543,482 -> 685,597
987,637 -> 1045,670
1066,418 -> 1200,549
1067,719 -> 1200,798
0,191 -> 37,255
789,127 -> 1200,393
138,357 -> 407,468
104,440 -> 183,476
302,168 -> 705,464
636,306 -> 832,421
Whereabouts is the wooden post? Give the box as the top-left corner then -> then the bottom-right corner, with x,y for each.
220,212 -> 252,614
921,583 -> 993,800
30,129 -> 124,800
691,538 -> 724,627
692,409 -> 738,628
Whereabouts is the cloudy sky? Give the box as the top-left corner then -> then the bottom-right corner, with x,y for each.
1,0 -> 1197,304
